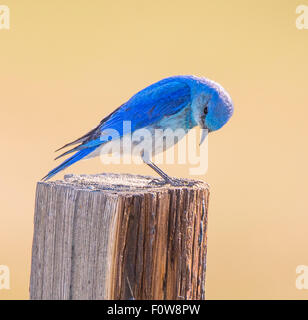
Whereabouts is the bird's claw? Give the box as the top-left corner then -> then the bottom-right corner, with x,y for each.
148,178 -> 193,187
167,178 -> 195,186
166,178 -> 185,186
148,178 -> 168,186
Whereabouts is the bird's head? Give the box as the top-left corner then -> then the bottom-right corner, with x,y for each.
193,79 -> 234,140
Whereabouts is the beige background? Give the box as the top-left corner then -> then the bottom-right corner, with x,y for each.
1,0 -> 308,299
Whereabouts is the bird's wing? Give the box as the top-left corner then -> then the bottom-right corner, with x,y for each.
102,78 -> 192,133
56,78 -> 192,158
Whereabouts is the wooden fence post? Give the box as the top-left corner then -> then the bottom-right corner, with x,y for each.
30,173 -> 209,300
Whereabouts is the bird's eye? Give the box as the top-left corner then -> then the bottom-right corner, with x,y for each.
203,96 -> 211,115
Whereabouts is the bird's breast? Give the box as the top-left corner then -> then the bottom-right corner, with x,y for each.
85,104 -> 196,159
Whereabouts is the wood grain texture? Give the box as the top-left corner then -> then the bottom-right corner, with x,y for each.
30,173 -> 209,300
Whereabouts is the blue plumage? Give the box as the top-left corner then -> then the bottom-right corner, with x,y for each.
43,75 -> 233,182
43,147 -> 97,180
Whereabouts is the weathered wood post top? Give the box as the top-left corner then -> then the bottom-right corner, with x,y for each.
30,173 -> 210,300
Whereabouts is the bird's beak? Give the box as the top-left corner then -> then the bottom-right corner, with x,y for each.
199,128 -> 208,146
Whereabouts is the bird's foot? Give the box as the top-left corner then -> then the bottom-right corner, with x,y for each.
166,178 -> 184,186
148,178 -> 168,186
166,178 -> 194,187
148,177 -> 194,187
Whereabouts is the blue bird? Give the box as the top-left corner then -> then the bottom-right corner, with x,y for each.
43,75 -> 233,184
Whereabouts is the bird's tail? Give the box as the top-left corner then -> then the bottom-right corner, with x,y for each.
42,146 -> 97,181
